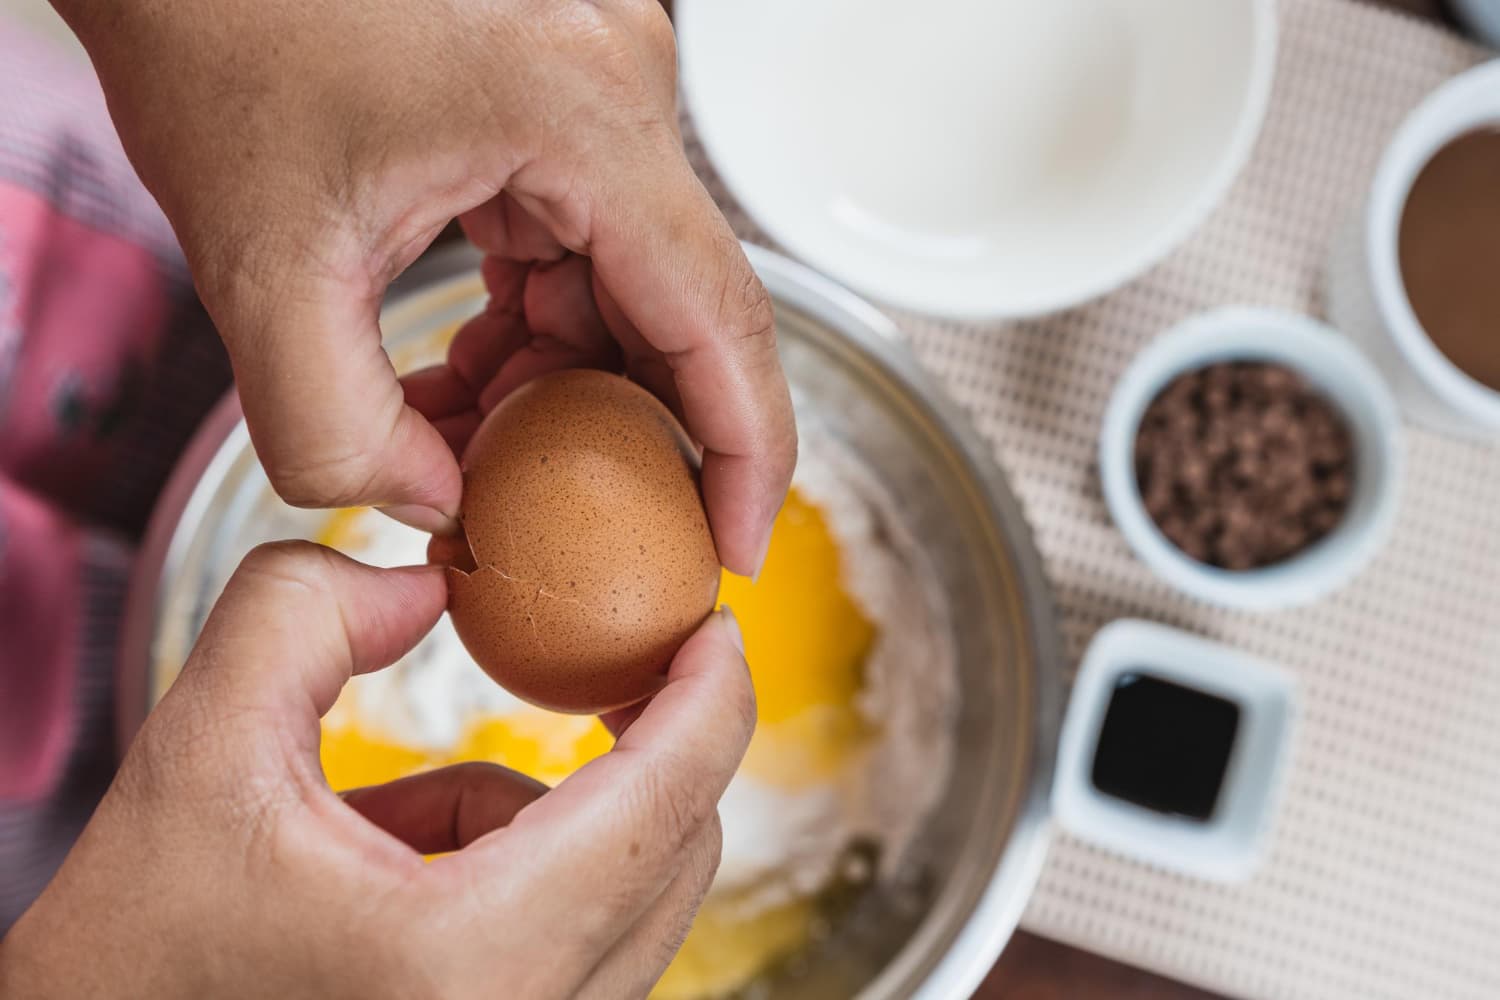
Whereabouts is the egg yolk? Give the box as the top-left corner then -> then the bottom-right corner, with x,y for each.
718,491 -> 875,788
320,713 -> 616,793
652,897 -> 817,1000
316,506 -> 376,554
316,486 -> 875,999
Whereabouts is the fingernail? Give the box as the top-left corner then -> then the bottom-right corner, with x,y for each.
379,503 -> 459,536
750,529 -> 773,585
720,605 -> 745,656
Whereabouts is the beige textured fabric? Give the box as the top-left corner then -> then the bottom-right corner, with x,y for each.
685,2 -> 1498,997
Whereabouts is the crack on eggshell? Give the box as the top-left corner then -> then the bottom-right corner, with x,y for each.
442,514 -> 593,655
454,428 -> 642,662
484,565 -> 585,609
458,562 -> 601,654
523,605 -> 544,653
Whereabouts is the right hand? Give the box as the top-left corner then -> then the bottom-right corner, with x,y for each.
58,0 -> 796,572
0,543 -> 754,999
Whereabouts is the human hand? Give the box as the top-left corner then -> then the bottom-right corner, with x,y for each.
0,542 -> 753,999
55,0 -> 795,574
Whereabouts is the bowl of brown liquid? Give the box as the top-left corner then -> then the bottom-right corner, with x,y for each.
1327,59 -> 1500,439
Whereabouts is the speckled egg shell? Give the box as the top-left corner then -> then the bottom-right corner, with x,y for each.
445,369 -> 721,714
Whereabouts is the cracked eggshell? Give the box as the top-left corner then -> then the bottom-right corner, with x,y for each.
444,369 -> 721,714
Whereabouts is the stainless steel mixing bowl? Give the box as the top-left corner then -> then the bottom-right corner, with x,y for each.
118,243 -> 1062,1000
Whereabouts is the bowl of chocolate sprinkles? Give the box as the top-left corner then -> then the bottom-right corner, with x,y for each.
1100,307 -> 1404,611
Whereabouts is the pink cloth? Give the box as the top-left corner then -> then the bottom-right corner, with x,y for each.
0,21 -> 231,927
0,186 -> 173,510
0,484 -> 85,802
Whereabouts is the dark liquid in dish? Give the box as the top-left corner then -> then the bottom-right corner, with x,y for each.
1091,672 -> 1241,821
1398,128 -> 1500,393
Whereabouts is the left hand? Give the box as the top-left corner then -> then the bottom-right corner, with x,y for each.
0,542 -> 754,999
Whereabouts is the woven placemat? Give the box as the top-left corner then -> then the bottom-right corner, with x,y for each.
685,1 -> 1498,997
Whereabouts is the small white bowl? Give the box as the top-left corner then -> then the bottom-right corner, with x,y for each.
677,0 -> 1276,318
1099,307 -> 1403,611
1326,59 -> 1500,439
1053,619 -> 1296,883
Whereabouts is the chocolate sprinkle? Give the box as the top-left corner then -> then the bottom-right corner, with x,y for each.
1134,361 -> 1355,570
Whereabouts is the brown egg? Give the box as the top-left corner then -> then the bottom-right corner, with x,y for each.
442,369 -> 721,714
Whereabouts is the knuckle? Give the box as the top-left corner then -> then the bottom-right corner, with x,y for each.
552,2 -> 629,62
618,0 -> 677,60
653,820 -> 723,968
782,420 -> 801,470
237,540 -> 337,594
547,2 -> 661,106
653,908 -> 696,974
637,750 -> 717,853
265,444 -> 386,510
713,250 -> 777,351
762,422 -> 799,523
695,814 -> 724,884
720,665 -> 758,754
228,543 -> 346,645
239,538 -> 315,575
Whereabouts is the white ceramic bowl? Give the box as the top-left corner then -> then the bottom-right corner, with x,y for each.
1053,619 -> 1295,882
1325,59 -> 1500,439
677,0 -> 1276,319
1099,307 -> 1403,612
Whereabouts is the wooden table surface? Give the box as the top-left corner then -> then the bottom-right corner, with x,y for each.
660,0 -> 1459,996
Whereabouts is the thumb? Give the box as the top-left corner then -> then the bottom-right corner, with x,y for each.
207,273 -> 461,532
168,542 -> 447,768
448,609 -> 752,942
